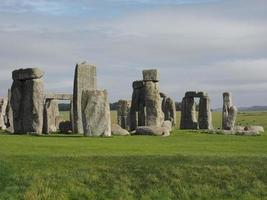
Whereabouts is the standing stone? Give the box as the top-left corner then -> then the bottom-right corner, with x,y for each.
81,90 -> 111,137
180,96 -> 198,129
117,100 -> 131,130
0,97 -> 8,130
73,62 -> 97,134
198,96 -> 213,130
11,68 -> 44,134
5,89 -> 13,133
43,99 -> 60,134
144,81 -> 164,127
160,92 -> 177,127
222,92 -> 238,130
129,80 -> 145,131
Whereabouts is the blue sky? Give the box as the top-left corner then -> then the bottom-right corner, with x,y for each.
0,0 -> 266,107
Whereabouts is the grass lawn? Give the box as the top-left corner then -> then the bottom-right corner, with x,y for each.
0,112 -> 267,199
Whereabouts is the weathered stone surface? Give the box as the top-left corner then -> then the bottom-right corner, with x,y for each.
59,121 -> 72,133
43,99 -> 60,134
185,91 -> 197,98
144,81 -> 164,127
117,100 -> 131,130
12,68 -> 44,81
111,124 -> 130,136
161,93 -> 176,127
180,96 -> 198,129
5,89 -> 13,133
0,97 -> 7,130
134,126 -> 170,136
133,80 -> 144,89
55,116 -> 64,130
162,120 -> 172,132
130,70 -> 164,131
73,62 -> 97,134
143,69 -> 159,82
82,90 -> 111,137
130,81 -> 145,131
244,126 -> 264,133
222,92 -> 237,130
45,93 -> 73,100
198,96 -> 213,130
11,70 -> 44,134
185,91 -> 208,98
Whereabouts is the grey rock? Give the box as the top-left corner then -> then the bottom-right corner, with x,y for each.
55,116 -> 64,130
5,89 -> 13,133
59,121 -> 72,133
161,94 -> 176,127
12,68 -> 44,81
244,126 -> 264,133
222,92 -> 238,130
198,96 -> 213,130
133,80 -> 144,89
0,97 -> 7,130
135,126 -> 170,136
117,100 -> 131,130
111,124 -> 130,136
144,81 -> 164,127
130,81 -> 146,131
142,69 -> 159,82
43,99 -> 60,134
180,96 -> 198,129
185,91 -> 197,98
162,120 -> 172,132
73,62 -> 97,134
82,90 -> 111,137
11,70 -> 44,134
45,93 -> 73,100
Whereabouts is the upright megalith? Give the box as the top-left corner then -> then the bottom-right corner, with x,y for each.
43,99 -> 60,134
222,92 -> 237,130
129,80 -> 145,131
144,81 -> 163,127
198,96 -> 213,130
5,89 -> 13,133
180,91 -> 213,130
160,92 -> 176,127
81,90 -> 111,137
117,100 -> 131,130
130,69 -> 164,131
73,62 -> 97,134
0,97 -> 7,130
11,68 -> 44,134
180,96 -> 198,129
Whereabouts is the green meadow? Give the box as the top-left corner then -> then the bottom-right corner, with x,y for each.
0,112 -> 267,199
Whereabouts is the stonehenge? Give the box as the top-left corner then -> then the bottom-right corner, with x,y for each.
11,68 -> 44,134
222,92 -> 238,130
1,64 -> 260,137
180,91 -> 213,130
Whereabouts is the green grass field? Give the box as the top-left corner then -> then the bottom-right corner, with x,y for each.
0,112 -> 267,199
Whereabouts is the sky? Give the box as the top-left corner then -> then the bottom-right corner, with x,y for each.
0,0 -> 266,108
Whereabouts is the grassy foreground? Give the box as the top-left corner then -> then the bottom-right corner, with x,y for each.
0,112 -> 267,199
